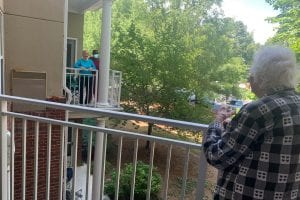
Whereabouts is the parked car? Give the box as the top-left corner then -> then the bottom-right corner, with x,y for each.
201,96 -> 224,111
228,99 -> 244,111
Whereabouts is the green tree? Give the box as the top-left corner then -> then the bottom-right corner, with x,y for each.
84,11 -> 101,51
110,0 -> 222,122
190,15 -> 256,101
266,0 -> 300,60
84,0 -> 256,124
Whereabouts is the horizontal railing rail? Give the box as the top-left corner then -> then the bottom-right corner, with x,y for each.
0,95 -> 209,200
0,94 -> 208,131
3,111 -> 203,149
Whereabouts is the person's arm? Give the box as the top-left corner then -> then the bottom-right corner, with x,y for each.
89,60 -> 96,70
74,59 -> 81,68
203,105 -> 261,170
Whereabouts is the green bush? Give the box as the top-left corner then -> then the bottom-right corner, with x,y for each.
105,161 -> 162,200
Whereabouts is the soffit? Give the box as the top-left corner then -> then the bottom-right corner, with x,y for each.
69,0 -> 102,14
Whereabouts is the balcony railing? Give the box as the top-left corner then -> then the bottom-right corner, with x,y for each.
108,70 -> 122,108
66,68 -> 122,108
0,95 -> 209,200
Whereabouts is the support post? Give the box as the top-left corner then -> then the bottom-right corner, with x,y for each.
93,0 -> 113,198
97,0 -> 112,106
92,118 -> 107,200
0,101 -> 8,200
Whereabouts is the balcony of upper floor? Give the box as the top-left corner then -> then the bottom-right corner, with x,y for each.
2,0 -> 121,115
65,67 -> 122,109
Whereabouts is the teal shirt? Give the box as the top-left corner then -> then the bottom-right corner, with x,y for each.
74,58 -> 96,76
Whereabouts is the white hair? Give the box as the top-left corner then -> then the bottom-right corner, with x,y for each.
250,45 -> 298,93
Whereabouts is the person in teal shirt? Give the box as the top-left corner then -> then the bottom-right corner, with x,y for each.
74,50 -> 96,104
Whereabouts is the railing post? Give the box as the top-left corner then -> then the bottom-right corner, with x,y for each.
117,72 -> 122,107
0,100 -> 8,200
196,147 -> 208,199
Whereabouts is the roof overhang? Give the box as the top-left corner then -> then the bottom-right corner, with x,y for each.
69,0 -> 102,14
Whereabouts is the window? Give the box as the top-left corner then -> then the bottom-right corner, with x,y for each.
67,38 -> 77,68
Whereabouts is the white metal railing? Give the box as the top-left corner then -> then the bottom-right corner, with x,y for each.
0,95 -> 209,200
108,70 -> 122,107
66,68 -> 122,108
66,67 -> 98,107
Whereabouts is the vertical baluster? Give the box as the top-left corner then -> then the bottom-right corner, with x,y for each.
63,125 -> 69,200
46,124 -> 52,200
21,119 -> 27,200
33,122 -> 39,200
115,136 -> 123,200
163,145 -> 172,200
71,128 -> 78,200
117,73 -> 122,106
68,73 -> 72,104
94,70 -> 98,106
78,75 -> 81,105
130,139 -> 139,200
87,75 -> 90,105
0,101 -> 7,200
91,74 -> 94,107
146,141 -> 155,200
59,126 -> 65,200
180,147 -> 190,200
111,71 -> 115,106
86,130 -> 93,200
10,117 -> 15,200
83,75 -> 86,106
100,133 -> 108,200
108,71 -> 111,104
195,149 -> 208,200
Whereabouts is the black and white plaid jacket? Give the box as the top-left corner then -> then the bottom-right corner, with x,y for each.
204,88 -> 300,200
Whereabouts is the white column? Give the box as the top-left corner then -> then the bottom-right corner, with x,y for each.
93,0 -> 112,198
0,101 -> 7,200
92,118 -> 107,200
63,0 -> 72,103
97,0 -> 112,106
63,0 -> 68,86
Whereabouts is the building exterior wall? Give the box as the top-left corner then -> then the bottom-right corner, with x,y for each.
13,107 -> 65,200
68,12 -> 84,60
3,0 -> 64,22
0,0 -> 3,12
3,0 -> 64,97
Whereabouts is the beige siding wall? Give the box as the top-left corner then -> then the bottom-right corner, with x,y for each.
4,14 -> 64,96
0,0 -> 3,12
3,0 -> 64,22
3,0 -> 64,97
68,12 -> 84,59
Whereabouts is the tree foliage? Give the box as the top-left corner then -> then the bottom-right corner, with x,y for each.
84,11 -> 101,51
266,0 -> 300,60
84,0 -> 257,123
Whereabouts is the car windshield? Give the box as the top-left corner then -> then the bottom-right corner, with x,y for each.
230,100 -> 243,106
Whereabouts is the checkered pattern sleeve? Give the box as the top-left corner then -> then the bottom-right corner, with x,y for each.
204,107 -> 261,170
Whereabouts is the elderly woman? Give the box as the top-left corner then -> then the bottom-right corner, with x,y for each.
74,50 -> 96,105
204,45 -> 299,199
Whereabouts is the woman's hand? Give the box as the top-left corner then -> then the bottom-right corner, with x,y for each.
215,105 -> 235,123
